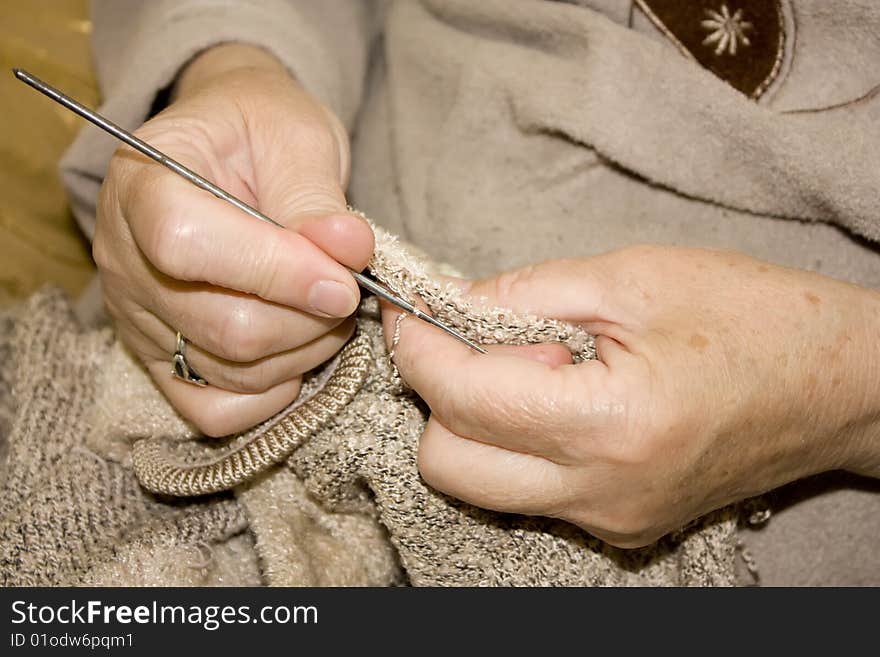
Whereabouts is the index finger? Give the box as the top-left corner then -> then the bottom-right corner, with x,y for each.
122,169 -> 361,318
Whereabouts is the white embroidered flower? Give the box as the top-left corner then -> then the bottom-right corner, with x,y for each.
701,4 -> 753,56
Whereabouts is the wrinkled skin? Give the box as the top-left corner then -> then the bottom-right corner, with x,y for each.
383,247 -> 880,547
95,45 -> 880,547
95,44 -> 373,436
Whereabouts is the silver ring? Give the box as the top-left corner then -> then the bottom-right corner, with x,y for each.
171,331 -> 208,387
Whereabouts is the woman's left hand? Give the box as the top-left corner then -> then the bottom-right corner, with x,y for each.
382,246 -> 880,547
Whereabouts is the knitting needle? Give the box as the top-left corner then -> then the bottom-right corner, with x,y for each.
14,68 -> 487,355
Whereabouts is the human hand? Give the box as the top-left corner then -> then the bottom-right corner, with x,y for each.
383,247 -> 880,547
95,44 -> 373,436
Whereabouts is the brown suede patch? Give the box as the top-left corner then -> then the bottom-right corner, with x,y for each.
635,0 -> 785,98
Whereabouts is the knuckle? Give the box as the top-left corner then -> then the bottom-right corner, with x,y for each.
491,266 -> 538,304
606,511 -> 655,541
577,506 -> 659,547
429,380 -> 477,431
210,305 -> 274,363
468,386 -> 523,433
469,386 -> 560,453
148,211 -> 193,279
120,169 -> 198,280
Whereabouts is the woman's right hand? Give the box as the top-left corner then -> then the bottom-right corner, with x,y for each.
94,43 -> 374,436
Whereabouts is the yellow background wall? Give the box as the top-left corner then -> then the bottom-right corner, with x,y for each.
0,1 -> 98,305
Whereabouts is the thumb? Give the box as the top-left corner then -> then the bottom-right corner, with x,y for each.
297,211 -> 376,273
486,343 -> 574,367
452,260 -> 606,323
253,117 -> 374,272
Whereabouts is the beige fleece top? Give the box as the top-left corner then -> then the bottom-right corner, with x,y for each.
60,0 -> 880,585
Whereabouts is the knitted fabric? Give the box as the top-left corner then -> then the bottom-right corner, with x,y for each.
0,225 -> 738,586
0,292 -> 259,586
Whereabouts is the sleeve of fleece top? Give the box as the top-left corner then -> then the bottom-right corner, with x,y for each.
59,0 -> 379,241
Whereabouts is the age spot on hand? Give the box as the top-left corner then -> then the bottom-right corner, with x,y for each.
804,291 -> 822,306
688,333 -> 709,352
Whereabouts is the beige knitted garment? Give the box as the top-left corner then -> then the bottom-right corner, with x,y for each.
0,225 -> 738,586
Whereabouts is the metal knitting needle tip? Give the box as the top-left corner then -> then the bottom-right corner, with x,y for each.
349,272 -> 487,354
13,68 -> 487,355
412,309 -> 488,354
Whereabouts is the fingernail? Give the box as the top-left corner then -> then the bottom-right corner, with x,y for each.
308,280 -> 358,317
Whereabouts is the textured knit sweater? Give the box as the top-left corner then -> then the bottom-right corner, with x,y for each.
1,226 -> 740,586
48,0 -> 880,584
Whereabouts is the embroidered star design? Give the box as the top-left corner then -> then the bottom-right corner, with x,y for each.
701,4 -> 753,56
